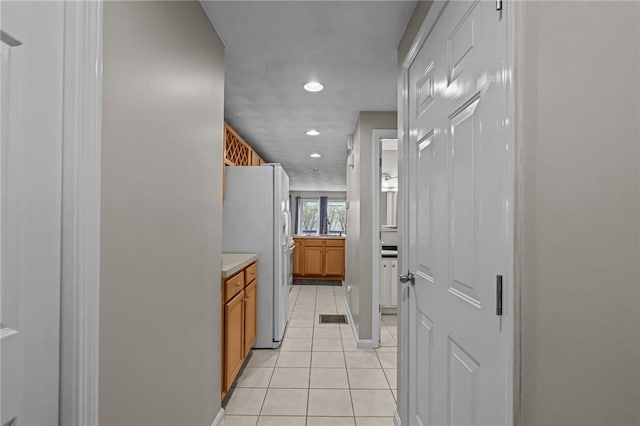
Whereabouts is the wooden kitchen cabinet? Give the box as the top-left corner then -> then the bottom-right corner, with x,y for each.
223,122 -> 265,199
221,260 -> 258,399
293,240 -> 304,275
324,245 -> 345,276
224,289 -> 244,392
250,150 -> 262,166
304,245 -> 324,275
243,280 -> 257,355
293,237 -> 345,280
224,122 -> 263,167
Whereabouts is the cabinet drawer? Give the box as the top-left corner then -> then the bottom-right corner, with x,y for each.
304,239 -> 324,247
224,271 -> 245,303
244,262 -> 257,284
325,239 -> 344,247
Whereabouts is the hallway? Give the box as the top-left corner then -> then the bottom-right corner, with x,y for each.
223,284 -> 397,425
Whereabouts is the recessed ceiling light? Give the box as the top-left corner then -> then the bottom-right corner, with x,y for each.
303,81 -> 324,92
306,129 -> 320,136
310,153 -> 322,158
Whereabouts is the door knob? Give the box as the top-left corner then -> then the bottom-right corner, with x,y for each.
399,272 -> 415,285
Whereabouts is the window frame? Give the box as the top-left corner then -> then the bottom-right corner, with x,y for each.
326,200 -> 347,236
299,198 -> 321,235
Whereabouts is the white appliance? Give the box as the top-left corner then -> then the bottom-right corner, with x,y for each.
223,164 -> 294,348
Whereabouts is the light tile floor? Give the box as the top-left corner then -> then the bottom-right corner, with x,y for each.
223,284 -> 398,426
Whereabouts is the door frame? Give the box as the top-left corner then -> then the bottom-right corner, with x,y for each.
396,1 -> 517,424
371,128 -> 398,348
59,1 -> 103,425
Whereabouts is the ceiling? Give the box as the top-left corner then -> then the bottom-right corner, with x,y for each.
201,1 -> 416,191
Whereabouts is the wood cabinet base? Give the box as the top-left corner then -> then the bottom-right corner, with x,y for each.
293,238 -> 345,281
221,261 -> 258,399
293,274 -> 343,281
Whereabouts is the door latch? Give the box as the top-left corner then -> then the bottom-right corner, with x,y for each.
399,271 -> 415,285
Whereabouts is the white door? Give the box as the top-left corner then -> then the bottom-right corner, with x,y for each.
406,1 -> 512,425
1,2 -> 64,425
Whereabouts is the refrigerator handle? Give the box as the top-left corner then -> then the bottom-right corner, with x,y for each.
286,209 -> 293,240
282,210 -> 289,249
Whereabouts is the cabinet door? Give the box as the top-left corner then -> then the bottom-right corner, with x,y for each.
324,246 -> 345,277
304,245 -> 324,276
390,259 -> 398,306
293,240 -> 303,275
380,260 -> 391,306
224,290 -> 244,391
244,280 -> 257,355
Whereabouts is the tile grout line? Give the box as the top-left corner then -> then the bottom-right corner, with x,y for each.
254,324 -> 283,420
343,335 -> 358,423
303,290 -> 318,426
244,284 -> 394,424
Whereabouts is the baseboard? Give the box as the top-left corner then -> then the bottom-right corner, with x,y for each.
394,408 -> 401,426
211,407 -> 224,426
343,296 -> 378,349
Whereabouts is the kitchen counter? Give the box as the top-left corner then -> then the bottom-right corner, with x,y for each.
293,235 -> 346,239
222,253 -> 258,278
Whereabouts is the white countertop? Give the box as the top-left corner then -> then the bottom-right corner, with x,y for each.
222,253 -> 258,278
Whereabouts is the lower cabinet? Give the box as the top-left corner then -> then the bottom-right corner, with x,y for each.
243,280 -> 257,355
293,237 -> 345,280
222,261 -> 258,399
324,242 -> 346,277
304,244 -> 324,276
293,240 -> 303,275
224,290 -> 245,390
380,258 -> 398,307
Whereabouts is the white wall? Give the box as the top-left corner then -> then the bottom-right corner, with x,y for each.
100,2 -> 225,425
515,2 -> 640,425
346,112 -> 397,340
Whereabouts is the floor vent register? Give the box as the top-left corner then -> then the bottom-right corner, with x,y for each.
318,314 -> 348,324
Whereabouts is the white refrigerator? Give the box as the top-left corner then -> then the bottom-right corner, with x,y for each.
223,164 -> 293,348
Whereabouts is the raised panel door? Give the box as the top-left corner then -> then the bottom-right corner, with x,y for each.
324,246 -> 344,277
293,240 -> 303,275
243,280 -> 257,355
224,290 -> 244,391
407,1 -> 512,425
1,6 -> 64,425
304,245 -> 324,276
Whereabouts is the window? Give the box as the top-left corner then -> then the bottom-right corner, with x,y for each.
300,199 -> 320,235
327,201 -> 347,235
296,198 -> 347,236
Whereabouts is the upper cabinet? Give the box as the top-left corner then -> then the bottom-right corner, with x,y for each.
223,122 -> 265,198
224,122 -> 264,166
